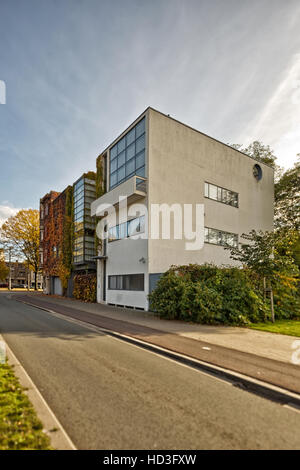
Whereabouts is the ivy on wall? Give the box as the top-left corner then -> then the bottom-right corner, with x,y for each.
73,273 -> 97,302
43,192 -> 65,278
96,155 -> 105,199
42,186 -> 75,295
83,170 -> 96,182
58,185 -> 74,293
94,155 -> 106,254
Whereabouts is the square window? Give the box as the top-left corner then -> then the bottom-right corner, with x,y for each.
117,165 -> 125,182
136,134 -> 145,154
126,128 -> 135,146
108,226 -> 119,242
116,276 -> 123,290
136,150 -> 145,169
110,145 -> 117,159
110,158 -> 117,173
128,218 -> 140,237
217,187 -> 223,202
126,158 -> 135,176
218,231 -> 224,245
136,118 -> 145,138
119,222 -> 128,239
130,274 -> 144,291
209,185 -> 218,200
123,275 -> 130,290
209,228 -> 218,244
118,150 -> 125,168
222,189 -> 230,204
118,137 -> 126,153
136,166 -> 145,178
110,171 -> 117,187
109,276 -> 117,289
126,142 -> 135,161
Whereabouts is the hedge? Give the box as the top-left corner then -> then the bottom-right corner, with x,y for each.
148,264 -> 270,325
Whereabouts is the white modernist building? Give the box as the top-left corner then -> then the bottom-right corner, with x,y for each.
91,107 -> 274,311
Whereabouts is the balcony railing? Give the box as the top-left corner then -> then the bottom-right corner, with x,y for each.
91,175 -> 147,218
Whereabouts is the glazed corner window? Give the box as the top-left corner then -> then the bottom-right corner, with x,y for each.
109,117 -> 146,190
205,182 -> 238,208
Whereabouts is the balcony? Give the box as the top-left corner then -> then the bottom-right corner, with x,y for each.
91,175 -> 147,218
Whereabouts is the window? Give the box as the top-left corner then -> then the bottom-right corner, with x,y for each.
205,227 -> 238,248
108,274 -> 144,291
204,182 -> 238,208
253,164 -> 262,181
108,215 -> 145,242
109,117 -> 146,189
73,176 -> 96,264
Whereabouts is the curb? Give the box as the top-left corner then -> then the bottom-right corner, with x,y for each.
1,334 -> 76,450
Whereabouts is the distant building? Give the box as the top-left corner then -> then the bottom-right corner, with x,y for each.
40,173 -> 97,296
0,260 -> 43,289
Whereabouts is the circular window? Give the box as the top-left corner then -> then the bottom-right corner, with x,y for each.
253,164 -> 262,181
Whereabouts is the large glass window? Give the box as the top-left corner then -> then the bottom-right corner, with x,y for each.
204,182 -> 238,208
204,227 -> 238,248
73,176 -> 96,264
108,274 -> 144,291
109,117 -> 146,189
108,215 -> 145,242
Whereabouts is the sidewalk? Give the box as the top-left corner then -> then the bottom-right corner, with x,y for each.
21,292 -> 296,364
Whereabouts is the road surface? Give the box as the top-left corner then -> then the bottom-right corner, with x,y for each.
0,292 -> 299,449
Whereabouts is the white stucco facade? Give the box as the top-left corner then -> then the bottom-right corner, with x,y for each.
91,107 -> 274,311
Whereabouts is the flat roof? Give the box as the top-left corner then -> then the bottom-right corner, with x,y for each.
98,106 -> 274,170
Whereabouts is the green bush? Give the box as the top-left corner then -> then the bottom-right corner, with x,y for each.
73,273 -> 97,302
149,264 -> 270,325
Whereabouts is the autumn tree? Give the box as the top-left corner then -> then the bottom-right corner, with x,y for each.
225,230 -> 299,322
274,155 -> 300,232
230,141 -> 278,169
0,258 -> 9,282
0,209 -> 40,289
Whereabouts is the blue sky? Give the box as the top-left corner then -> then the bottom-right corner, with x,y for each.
0,0 -> 300,224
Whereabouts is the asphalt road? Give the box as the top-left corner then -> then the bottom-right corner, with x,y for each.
0,292 -> 299,450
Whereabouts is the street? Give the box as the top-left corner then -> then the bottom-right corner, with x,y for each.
0,292 -> 299,450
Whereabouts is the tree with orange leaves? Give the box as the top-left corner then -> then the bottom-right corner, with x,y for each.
0,209 -> 40,289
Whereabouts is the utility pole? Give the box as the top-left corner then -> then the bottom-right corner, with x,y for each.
8,247 -> 11,291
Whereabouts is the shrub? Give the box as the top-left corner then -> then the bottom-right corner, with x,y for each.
73,273 -> 97,302
149,264 -> 269,325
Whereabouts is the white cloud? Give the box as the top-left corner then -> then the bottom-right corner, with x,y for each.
240,54 -> 300,168
0,204 -> 21,228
